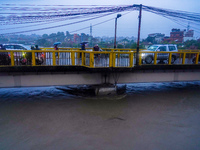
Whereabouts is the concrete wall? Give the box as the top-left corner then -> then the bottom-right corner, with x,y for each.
0,71 -> 200,88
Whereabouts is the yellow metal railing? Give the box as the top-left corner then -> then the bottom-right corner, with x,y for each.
139,51 -> 200,65
0,49 -> 199,67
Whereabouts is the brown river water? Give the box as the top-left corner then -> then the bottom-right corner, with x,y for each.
0,82 -> 200,150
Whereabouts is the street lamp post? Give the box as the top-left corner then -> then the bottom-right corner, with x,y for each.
114,14 -> 122,48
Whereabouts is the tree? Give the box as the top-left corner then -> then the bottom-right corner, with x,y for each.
144,36 -> 155,44
117,44 -> 124,48
56,32 -> 65,42
49,33 -> 57,42
42,34 -> 48,39
130,43 -> 137,49
0,38 -> 8,43
36,39 -> 51,47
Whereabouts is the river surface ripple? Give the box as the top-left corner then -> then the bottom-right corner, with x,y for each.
0,82 -> 200,150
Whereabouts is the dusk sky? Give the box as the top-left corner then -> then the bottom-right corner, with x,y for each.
0,0 -> 200,39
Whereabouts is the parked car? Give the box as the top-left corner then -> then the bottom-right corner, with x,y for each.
1,44 -> 30,65
141,44 -> 178,64
2,44 -> 43,65
3,44 -> 30,50
0,44 -> 10,65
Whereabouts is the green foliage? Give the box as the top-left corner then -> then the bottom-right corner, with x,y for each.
0,38 -> 8,43
42,34 -> 48,39
117,44 -> 124,48
124,43 -> 131,48
181,40 -> 200,49
36,39 -> 51,47
144,36 -> 155,43
130,42 -> 145,49
130,43 -> 137,49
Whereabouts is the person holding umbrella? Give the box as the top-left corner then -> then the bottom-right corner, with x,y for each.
79,42 -> 88,65
54,42 -> 61,56
80,41 -> 88,50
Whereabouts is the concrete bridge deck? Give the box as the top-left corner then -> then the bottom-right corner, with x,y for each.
0,65 -> 200,88
0,49 -> 199,87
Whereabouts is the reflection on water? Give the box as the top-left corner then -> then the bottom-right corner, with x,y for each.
0,82 -> 200,150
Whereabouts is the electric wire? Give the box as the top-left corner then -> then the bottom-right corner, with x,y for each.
38,11 -> 132,39
0,4 -> 200,36
0,12 -> 116,35
0,13 -> 108,30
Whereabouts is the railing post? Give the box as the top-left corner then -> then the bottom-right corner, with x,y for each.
10,51 -> 14,66
71,51 -> 75,65
154,53 -> 157,65
52,52 -> 56,66
117,52 -> 120,66
168,53 -> 172,65
32,51 -> 36,66
182,53 -> 186,64
82,51 -> 85,66
113,52 -> 116,67
139,52 -> 142,66
109,52 -> 112,67
195,53 -> 199,64
90,52 -> 94,67
130,52 -> 133,67
77,51 -> 80,60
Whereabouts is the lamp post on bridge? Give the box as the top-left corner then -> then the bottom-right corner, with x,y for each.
114,14 -> 122,48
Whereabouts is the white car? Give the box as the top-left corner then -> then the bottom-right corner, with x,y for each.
141,44 -> 178,64
2,44 -> 30,50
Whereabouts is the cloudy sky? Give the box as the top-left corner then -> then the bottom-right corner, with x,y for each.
0,0 -> 200,39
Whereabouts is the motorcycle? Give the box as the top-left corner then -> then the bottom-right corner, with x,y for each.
192,54 -> 200,64
35,56 -> 44,65
21,52 -> 44,65
0,53 -> 11,65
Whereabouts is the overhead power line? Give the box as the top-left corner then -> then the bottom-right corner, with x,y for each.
0,12 -> 116,35
39,11 -> 132,40
0,4 -> 200,35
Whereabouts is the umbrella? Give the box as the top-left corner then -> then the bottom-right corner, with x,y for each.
53,42 -> 61,45
80,42 -> 88,45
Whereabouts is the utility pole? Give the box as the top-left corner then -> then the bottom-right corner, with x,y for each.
187,22 -> 190,31
136,4 -> 142,66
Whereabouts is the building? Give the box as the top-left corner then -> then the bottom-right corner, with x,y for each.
73,34 -> 80,43
80,33 -> 89,42
184,30 -> 195,42
147,33 -> 165,44
145,33 -> 165,44
164,28 -> 195,43
170,28 -> 185,43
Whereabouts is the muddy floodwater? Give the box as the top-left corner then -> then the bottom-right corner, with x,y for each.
0,82 -> 200,150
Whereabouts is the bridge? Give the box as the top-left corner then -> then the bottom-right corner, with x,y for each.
0,48 -> 200,88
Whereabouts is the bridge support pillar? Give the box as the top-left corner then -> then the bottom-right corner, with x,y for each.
94,84 -> 117,96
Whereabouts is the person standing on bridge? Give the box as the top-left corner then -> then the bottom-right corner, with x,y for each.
80,42 -> 87,57
93,44 -> 100,58
79,42 -> 88,64
54,44 -> 59,57
93,44 -> 101,66
54,44 -> 58,50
